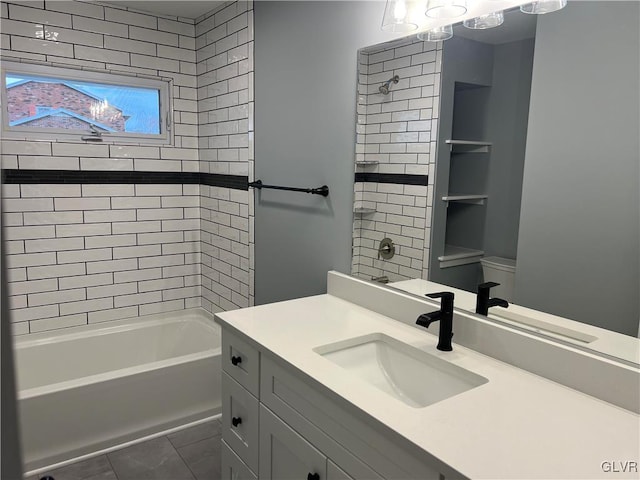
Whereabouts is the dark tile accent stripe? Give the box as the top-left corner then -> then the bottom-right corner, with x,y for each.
1,169 -> 249,190
354,172 -> 428,186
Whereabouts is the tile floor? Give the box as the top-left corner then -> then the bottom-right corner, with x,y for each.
27,418 -> 222,480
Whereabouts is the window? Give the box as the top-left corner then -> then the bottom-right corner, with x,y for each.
1,62 -> 172,144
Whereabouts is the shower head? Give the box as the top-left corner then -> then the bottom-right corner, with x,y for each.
379,75 -> 400,95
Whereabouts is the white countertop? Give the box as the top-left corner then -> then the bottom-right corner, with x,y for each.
216,293 -> 640,480
390,278 -> 640,366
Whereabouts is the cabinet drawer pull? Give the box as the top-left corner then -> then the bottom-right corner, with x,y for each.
231,355 -> 242,366
307,473 -> 320,480
232,416 -> 242,427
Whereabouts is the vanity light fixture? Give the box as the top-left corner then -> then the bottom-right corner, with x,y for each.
417,24 -> 454,41
425,0 -> 467,19
381,0 -> 419,32
520,0 -> 567,14
463,11 -> 504,29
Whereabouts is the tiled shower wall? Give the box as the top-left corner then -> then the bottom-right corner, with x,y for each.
196,1 -> 254,311
0,0 -> 254,335
351,38 -> 441,283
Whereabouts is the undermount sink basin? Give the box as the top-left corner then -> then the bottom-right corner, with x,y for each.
314,333 -> 488,408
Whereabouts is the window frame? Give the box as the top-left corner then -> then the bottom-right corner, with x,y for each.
1,61 -> 173,145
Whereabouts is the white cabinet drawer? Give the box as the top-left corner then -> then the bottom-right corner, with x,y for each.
221,439 -> 257,480
222,372 -> 260,474
222,327 -> 260,397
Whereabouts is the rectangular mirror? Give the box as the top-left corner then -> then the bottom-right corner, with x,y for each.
351,1 -> 639,365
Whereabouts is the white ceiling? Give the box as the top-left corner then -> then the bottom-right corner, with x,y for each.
103,1 -> 224,19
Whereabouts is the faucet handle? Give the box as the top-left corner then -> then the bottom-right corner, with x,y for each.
478,281 -> 500,292
426,291 -> 454,312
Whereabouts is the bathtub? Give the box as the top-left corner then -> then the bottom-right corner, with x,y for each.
14,308 -> 221,474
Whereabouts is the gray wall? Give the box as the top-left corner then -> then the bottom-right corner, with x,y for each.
515,2 -> 639,335
254,1 -> 405,304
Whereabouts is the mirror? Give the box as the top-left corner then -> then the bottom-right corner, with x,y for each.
351,1 -> 639,365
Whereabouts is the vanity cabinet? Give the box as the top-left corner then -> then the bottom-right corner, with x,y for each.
219,327 -> 442,480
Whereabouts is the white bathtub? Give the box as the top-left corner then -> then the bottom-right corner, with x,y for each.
14,308 -> 221,474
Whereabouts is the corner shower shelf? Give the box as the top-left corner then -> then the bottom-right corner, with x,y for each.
354,207 -> 376,215
446,139 -> 492,153
438,244 -> 484,269
355,161 -> 379,166
442,194 -> 488,205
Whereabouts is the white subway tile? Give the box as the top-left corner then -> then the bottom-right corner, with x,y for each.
135,184 -> 183,196
161,219 -> 199,231
27,262 -> 85,280
30,313 -> 88,332
51,1 -> 104,19
55,197 -> 110,211
88,306 -> 138,324
86,258 -> 137,274
139,254 -> 184,269
137,208 -> 184,221
2,198 -> 53,212
87,282 -> 137,299
82,185 -> 134,197
10,278 -> 58,296
139,299 -> 184,316
29,288 -> 85,307
9,4 -> 71,27
134,159 -> 181,172
138,277 -> 184,293
21,184 -> 81,198
85,234 -> 136,249
114,291 -> 161,308
105,7 -> 156,29
72,15 -> 128,36
60,297 -> 113,315
18,155 -> 78,170
7,252 -> 56,268
56,223 -> 111,237
5,240 -> 25,255
113,244 -> 161,259
59,272 -> 113,289
112,221 -> 161,234
159,18 -> 195,36
8,267 -> 27,282
111,197 -> 160,209
23,211 -> 83,226
5,225 -> 56,240
75,44 -> 130,64
130,26 -> 178,46
114,268 -> 162,283
84,209 -> 136,223
109,145 -> 160,158
11,35 -> 73,56
58,248 -> 112,264
137,231 -> 183,245
104,35 -> 155,56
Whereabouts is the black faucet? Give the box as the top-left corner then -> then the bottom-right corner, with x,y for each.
416,292 -> 454,351
475,282 -> 509,316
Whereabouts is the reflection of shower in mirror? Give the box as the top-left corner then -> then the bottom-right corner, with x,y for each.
378,75 -> 399,94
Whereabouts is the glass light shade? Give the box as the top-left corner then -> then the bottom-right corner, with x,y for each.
520,0 -> 567,14
381,0 -> 419,32
425,0 -> 467,19
417,24 -> 453,41
463,11 -> 504,29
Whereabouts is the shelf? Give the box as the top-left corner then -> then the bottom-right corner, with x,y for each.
445,139 -> 492,153
355,161 -> 379,166
442,194 -> 488,205
354,207 -> 376,215
438,245 -> 484,268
